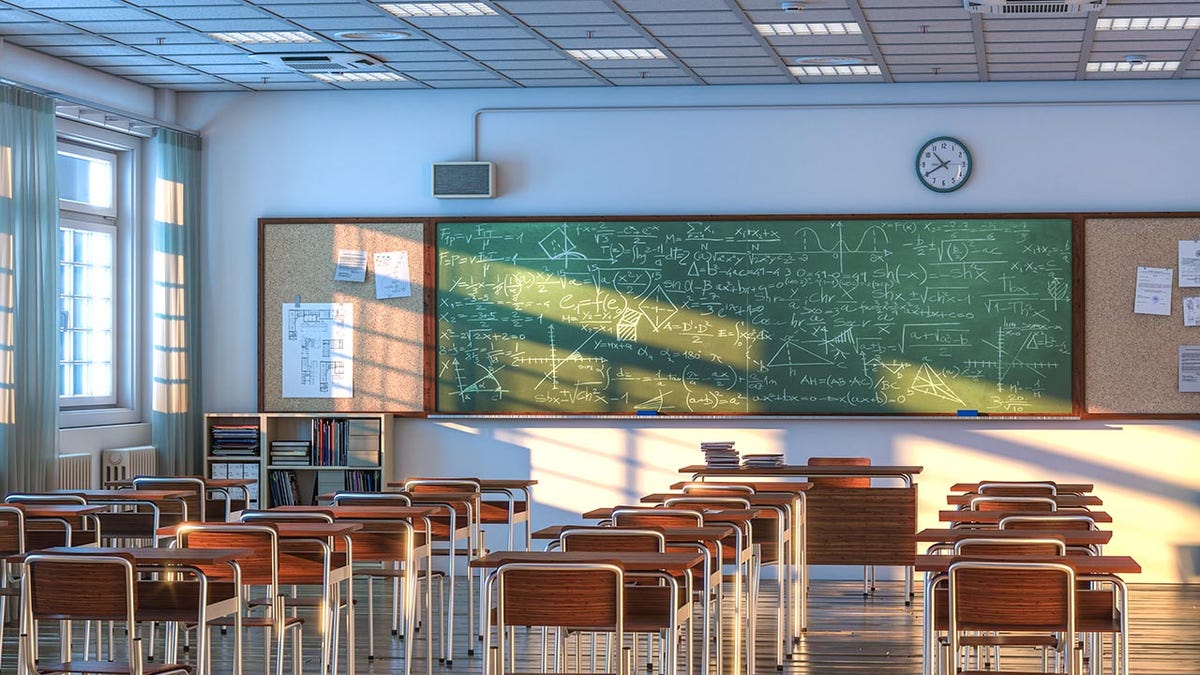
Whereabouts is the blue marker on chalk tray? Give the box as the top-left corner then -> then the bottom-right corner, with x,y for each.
956,409 -> 979,417
636,410 -> 658,416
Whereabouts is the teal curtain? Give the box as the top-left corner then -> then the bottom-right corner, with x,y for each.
0,85 -> 60,495
151,129 -> 203,476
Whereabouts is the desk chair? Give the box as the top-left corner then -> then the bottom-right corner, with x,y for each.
945,559 -> 1079,675
402,478 -> 483,664
610,508 -> 721,675
19,552 -> 192,675
998,515 -> 1101,554
487,561 -> 631,675
0,505 -> 24,671
238,510 -> 350,673
807,456 -> 878,594
966,496 -> 1058,512
559,527 -> 690,675
176,523 -> 303,675
977,482 -> 1058,497
330,491 -> 443,650
3,495 -> 99,549
130,477 -> 211,526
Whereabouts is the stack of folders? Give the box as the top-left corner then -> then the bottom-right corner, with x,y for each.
211,425 -> 260,456
270,440 -> 311,466
742,453 -> 785,468
701,441 -> 739,468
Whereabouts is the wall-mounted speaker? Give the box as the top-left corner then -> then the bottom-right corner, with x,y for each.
432,161 -> 495,199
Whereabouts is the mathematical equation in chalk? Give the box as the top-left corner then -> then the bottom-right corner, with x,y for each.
436,219 -> 1073,414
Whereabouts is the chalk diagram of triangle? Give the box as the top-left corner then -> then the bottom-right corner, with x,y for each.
766,340 -> 833,367
539,227 -> 588,261
910,363 -> 964,405
637,285 -> 678,331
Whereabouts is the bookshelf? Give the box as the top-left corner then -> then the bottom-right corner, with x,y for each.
204,412 -> 392,509
204,413 -> 263,508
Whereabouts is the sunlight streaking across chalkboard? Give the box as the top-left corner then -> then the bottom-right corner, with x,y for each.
436,219 -> 1073,414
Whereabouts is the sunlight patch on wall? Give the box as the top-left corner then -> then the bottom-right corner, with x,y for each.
875,358 -> 1072,414
152,250 -> 189,414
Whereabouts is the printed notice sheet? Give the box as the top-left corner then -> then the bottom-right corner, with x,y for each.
1186,297 -> 1200,327
1182,241 -> 1200,287
1134,266 -> 1173,315
374,251 -> 412,299
333,249 -> 368,283
282,302 -> 354,398
1181,346 -> 1200,392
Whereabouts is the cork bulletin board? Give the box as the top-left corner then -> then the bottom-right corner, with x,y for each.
1085,217 -> 1200,416
258,219 -> 427,413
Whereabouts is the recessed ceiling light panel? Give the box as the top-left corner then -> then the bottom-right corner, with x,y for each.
790,64 -> 881,76
1085,60 -> 1179,72
312,71 -> 408,83
794,55 -> 868,66
567,48 -> 667,61
756,22 -> 862,36
1096,17 -> 1200,31
378,2 -> 496,18
209,31 -> 319,45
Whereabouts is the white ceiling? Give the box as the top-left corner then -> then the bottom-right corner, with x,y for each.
1,0 -> 1198,91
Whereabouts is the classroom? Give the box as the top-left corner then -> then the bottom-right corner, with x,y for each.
0,1 -> 1198,673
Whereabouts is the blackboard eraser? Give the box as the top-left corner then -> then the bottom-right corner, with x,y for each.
956,409 -> 980,417
635,410 -> 659,416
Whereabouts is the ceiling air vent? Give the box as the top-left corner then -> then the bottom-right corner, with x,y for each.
251,52 -> 383,73
963,0 -> 1106,15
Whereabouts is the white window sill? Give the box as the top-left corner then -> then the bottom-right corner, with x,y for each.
60,406 -> 140,429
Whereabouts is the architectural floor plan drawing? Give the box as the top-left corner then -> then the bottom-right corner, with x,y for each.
282,302 -> 354,398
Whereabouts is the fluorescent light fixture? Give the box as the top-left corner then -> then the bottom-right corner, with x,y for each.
756,22 -> 862,36
1095,17 -> 1200,30
789,64 -> 880,76
1085,60 -> 1179,72
567,48 -> 666,61
311,71 -> 408,82
209,31 -> 319,45
378,2 -> 496,17
333,30 -> 411,41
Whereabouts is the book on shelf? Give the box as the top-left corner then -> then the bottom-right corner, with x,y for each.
210,423 -> 261,456
344,469 -> 380,492
268,470 -> 301,506
270,440 -> 312,466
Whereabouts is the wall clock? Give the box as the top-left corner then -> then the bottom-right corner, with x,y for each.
916,136 -> 972,193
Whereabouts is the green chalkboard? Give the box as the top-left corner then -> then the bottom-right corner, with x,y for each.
436,218 -> 1074,415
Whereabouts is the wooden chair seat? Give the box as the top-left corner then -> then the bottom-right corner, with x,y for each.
36,660 -> 192,674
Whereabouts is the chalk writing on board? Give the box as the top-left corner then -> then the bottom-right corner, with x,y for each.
437,219 -> 1073,414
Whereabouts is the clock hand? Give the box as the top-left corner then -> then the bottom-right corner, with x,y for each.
924,160 -> 950,177
932,151 -> 946,164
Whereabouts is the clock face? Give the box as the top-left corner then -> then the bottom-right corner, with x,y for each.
916,137 -> 972,193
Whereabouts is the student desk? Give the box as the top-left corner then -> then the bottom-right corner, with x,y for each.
916,554 -> 1140,675
949,481 -> 1094,495
472,550 -> 704,675
14,503 -> 107,548
914,527 -> 1112,549
13,545 -> 249,675
52,488 -> 193,542
272,504 -> 439,674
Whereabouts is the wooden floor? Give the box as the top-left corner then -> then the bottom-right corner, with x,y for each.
3,580 -> 1198,674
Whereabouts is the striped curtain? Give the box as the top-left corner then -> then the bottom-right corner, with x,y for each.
0,84 -> 60,494
151,128 -> 203,476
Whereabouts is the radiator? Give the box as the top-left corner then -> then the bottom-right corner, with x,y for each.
58,453 -> 94,490
101,445 -> 158,485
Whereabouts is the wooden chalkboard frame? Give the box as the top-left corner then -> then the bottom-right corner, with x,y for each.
257,218 -> 432,415
431,213 -> 1082,417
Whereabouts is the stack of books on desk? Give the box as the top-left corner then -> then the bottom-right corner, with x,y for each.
701,441 -> 739,467
742,453 -> 784,468
270,440 -> 311,466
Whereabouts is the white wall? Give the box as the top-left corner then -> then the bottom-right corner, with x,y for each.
181,80 -> 1200,581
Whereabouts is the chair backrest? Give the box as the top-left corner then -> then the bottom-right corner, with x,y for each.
0,505 -> 24,556
559,526 -> 665,553
998,514 -> 1098,531
807,456 -> 871,488
240,510 -> 334,524
661,496 -> 752,510
948,558 -> 1077,674
497,561 -> 623,631
402,477 -> 482,495
977,481 -> 1057,496
611,507 -> 703,529
952,536 -> 1066,557
176,522 -> 279,586
968,495 -> 1057,512
24,552 -> 136,623
132,476 -> 206,522
331,492 -> 412,506
680,483 -> 755,496
4,494 -> 86,505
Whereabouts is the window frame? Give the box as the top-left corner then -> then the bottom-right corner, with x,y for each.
56,121 -> 142,429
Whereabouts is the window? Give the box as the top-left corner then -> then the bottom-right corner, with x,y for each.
56,124 -> 139,427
